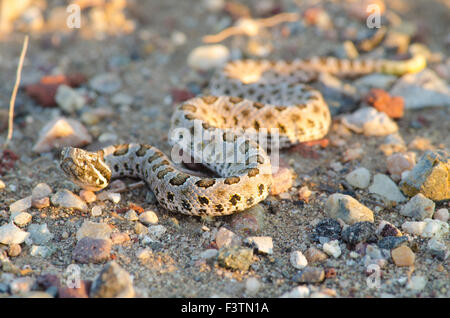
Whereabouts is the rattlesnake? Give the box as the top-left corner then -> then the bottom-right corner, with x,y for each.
60,50 -> 426,216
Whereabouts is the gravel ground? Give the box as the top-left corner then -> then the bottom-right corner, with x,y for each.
0,0 -> 448,298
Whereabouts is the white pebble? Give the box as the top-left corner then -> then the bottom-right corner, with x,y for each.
0,223 -> 30,245
11,212 -> 32,227
345,167 -> 371,189
55,85 -> 85,113
9,196 -> 32,213
401,221 -> 427,236
434,208 -> 449,222
421,218 -> 449,238
407,276 -> 427,291
125,210 -> 139,221
187,45 -> 230,71
290,251 -> 308,269
323,240 -> 342,258
245,277 -> 261,295
139,211 -> 159,225
97,191 -> 121,203
200,249 -> 218,259
91,206 -> 102,217
148,225 -> 166,240
281,286 -> 310,298
32,183 -> 52,200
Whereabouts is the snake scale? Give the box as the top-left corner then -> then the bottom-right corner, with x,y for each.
60,50 -> 426,216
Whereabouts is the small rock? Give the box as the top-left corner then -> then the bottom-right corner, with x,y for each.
408,137 -> 434,151
386,152 -> 416,179
345,167 -> 371,189
421,218 -> 449,238
187,45 -> 230,71
31,197 -> 50,209
58,280 -> 91,298
377,236 -> 408,250
293,267 -> 325,284
199,249 -> 218,260
230,204 -> 265,234
399,150 -> 449,201
215,227 -> 241,249
28,223 -> 54,245
76,220 -> 112,241
0,180 -> 5,189
341,107 -> 398,136
51,189 -> 88,212
379,133 -> 407,156
434,208 -> 449,222
427,238 -> 448,260
89,73 -> 122,94
110,232 -> 130,245
244,236 -> 273,254
312,218 -> 342,242
11,211 -> 32,227
391,245 -> 415,266
354,73 -> 397,93
290,251 -> 308,269
323,240 -> 341,258
0,223 -> 29,244
80,190 -> 96,203
125,210 -> 139,221
280,286 -> 310,298
342,146 -> 364,162
368,174 -> 406,203
245,277 -> 261,295
134,222 -> 148,235
32,183 -> 52,200
97,191 -> 121,204
304,247 -> 328,264
390,69 -> 450,109
91,206 -> 102,217
342,222 -> 377,246
7,244 -> 21,257
399,194 -> 435,220
325,193 -> 374,224
139,211 -> 158,225
406,276 -> 427,291
364,88 -> 404,119
33,117 -> 92,153
90,261 -> 135,298
9,277 -> 35,295
73,237 -> 111,264
401,221 -> 427,236
376,220 -> 403,237
111,92 -> 133,106
55,85 -> 85,113
270,166 -> 295,195
147,225 -> 166,240
9,196 -> 32,213
30,245 -> 53,258
218,247 -> 254,271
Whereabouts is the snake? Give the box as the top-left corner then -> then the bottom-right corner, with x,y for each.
60,49 -> 426,216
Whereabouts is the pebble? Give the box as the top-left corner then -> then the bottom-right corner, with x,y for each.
139,211 -> 159,225
391,245 -> 415,266
345,167 -> 371,189
368,174 -> 406,203
97,191 -> 121,204
55,85 -> 85,113
9,277 -> 35,295
134,222 -> 148,235
80,190 -> 97,203
7,244 -> 21,257
408,137 -> 434,151
9,196 -> 32,213
293,267 -> 325,284
386,152 -> 416,179
390,69 -> 450,109
377,236 -> 408,250
11,211 -> 32,227
111,232 -> 130,245
89,73 -> 122,94
51,189 -> 88,212
280,286 -> 310,298
58,280 -> 91,298
342,222 -> 377,246
111,92 -> 133,106
199,249 -> 218,260
28,223 -> 54,245
218,247 -> 254,271
30,245 -> 53,258
304,247 -> 328,264
90,261 -> 135,298
187,45 -> 230,71
0,223 -> 29,244
290,251 -> 308,269
76,220 -> 112,241
147,225 -> 166,240
407,276 -> 427,291
379,133 -> 407,156
427,238 -> 448,261
364,88 -> 404,119
434,208 -> 449,222
399,194 -> 435,220
91,206 -> 102,217
399,150 -> 449,201
31,197 -> 50,209
421,218 -> 449,238
32,183 -> 52,200
215,227 -> 241,249
401,221 -> 427,236
244,236 -> 273,254
376,221 -> 403,237
312,218 -> 342,242
125,210 -> 139,221
230,204 -> 265,234
323,240 -> 341,258
73,237 -> 111,264
245,277 -> 261,295
33,117 -> 92,153
341,107 -> 398,136
203,0 -> 225,12
269,166 -> 295,195
325,193 -> 374,224
354,73 -> 397,93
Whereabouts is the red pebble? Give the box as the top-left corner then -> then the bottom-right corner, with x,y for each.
365,88 -> 404,119
170,89 -> 195,103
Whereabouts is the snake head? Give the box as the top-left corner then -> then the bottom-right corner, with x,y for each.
60,147 -> 111,191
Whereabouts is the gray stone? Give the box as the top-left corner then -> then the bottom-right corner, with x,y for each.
51,189 -> 88,212
341,107 -> 398,136
342,222 -> 377,245
90,261 -> 135,298
377,236 -> 408,250
28,223 -> 54,245
427,238 -> 448,260
325,193 -> 374,224
369,174 -> 406,203
293,267 -> 325,284
76,220 -> 112,241
55,85 -> 85,113
89,73 -> 122,94
345,167 -> 371,189
399,194 -> 435,220
32,183 -> 52,200
215,227 -> 241,248
30,245 -> 54,258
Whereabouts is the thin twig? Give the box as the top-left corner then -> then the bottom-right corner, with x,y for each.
4,35 -> 29,148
